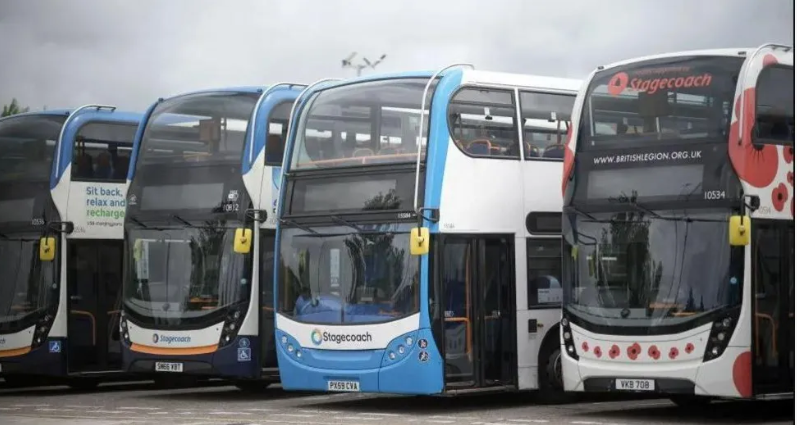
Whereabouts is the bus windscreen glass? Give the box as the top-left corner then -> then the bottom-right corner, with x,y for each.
0,115 -> 65,183
290,78 -> 437,169
580,56 -> 744,150
137,92 -> 259,166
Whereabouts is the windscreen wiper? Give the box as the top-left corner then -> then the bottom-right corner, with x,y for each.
128,216 -> 148,229
611,192 -> 662,219
564,205 -> 596,220
171,214 -> 196,228
280,219 -> 319,235
330,215 -> 363,232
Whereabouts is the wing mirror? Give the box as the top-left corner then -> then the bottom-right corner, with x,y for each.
39,237 -> 56,261
729,215 -> 750,246
409,227 -> 429,256
234,228 -> 252,254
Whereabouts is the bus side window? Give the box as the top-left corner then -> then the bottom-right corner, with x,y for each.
447,88 -> 519,159
518,91 -> 575,160
266,102 -> 292,165
755,65 -> 794,145
526,238 -> 563,308
72,123 -> 137,182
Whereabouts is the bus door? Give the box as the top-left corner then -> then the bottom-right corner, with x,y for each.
66,240 -> 124,373
751,221 -> 793,394
259,231 -> 277,375
440,236 -> 516,389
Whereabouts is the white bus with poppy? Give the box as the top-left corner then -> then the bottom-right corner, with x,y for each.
560,45 -> 794,406
274,67 -> 581,396
0,106 -> 142,389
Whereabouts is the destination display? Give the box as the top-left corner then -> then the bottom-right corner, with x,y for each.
574,143 -> 736,203
288,171 -> 417,215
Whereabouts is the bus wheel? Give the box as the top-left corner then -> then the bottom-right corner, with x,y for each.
234,380 -> 272,392
669,395 -> 712,408
537,337 -> 566,403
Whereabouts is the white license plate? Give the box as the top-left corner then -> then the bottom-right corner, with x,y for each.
154,362 -> 184,373
327,380 -> 360,392
616,378 -> 654,391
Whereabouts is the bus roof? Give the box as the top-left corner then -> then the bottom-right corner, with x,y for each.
157,86 -> 267,102
0,108 -> 141,124
303,68 -> 582,96
594,48 -> 759,73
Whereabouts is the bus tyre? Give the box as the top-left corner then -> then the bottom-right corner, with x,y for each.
234,380 -> 272,392
537,338 -> 566,403
669,395 -> 712,408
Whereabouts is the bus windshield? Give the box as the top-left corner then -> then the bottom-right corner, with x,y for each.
137,92 -> 259,166
0,114 -> 64,183
124,224 -> 250,322
0,236 -> 58,324
563,209 -> 742,330
278,224 -> 419,324
290,78 -> 436,169
581,56 -> 744,149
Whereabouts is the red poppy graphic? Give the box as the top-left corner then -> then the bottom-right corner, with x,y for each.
728,89 -> 779,188
609,345 -> 621,359
772,183 -> 788,211
561,127 -> 575,195
582,341 -> 589,352
762,54 -> 779,67
784,146 -> 794,164
648,345 -> 661,360
627,343 -> 641,361
685,343 -> 695,354
788,172 -> 794,187
669,347 -> 679,360
593,346 -> 603,358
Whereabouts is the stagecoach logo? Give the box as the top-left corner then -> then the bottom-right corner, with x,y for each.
227,190 -> 239,202
309,329 -> 373,346
311,329 -> 323,346
128,195 -> 137,206
152,334 -> 159,344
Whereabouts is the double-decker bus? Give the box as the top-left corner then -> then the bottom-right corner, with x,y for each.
0,106 -> 143,389
274,67 -> 580,395
560,45 -> 794,406
121,84 -> 305,390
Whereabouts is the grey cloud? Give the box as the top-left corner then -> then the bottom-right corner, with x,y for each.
0,0 -> 792,111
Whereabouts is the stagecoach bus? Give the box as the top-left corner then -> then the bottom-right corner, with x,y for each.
120,84 -> 305,390
274,66 -> 580,395
0,106 -> 143,389
560,45 -> 794,406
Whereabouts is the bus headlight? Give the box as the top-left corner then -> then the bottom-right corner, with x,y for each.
561,316 -> 579,361
218,305 -> 246,348
31,308 -> 57,350
704,315 -> 737,362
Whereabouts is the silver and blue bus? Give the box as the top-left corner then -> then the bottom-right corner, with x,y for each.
0,106 -> 142,389
120,84 -> 305,390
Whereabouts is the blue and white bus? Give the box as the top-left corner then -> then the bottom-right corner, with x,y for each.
274,67 -> 580,395
0,106 -> 143,389
120,84 -> 305,390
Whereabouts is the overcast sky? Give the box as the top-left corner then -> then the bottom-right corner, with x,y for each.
0,0 -> 793,111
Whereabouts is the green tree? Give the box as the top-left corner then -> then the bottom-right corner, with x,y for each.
2,98 -> 30,117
